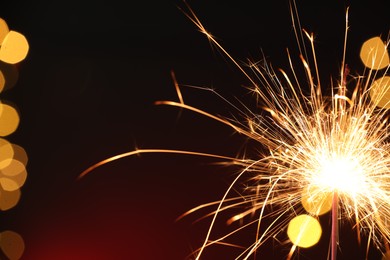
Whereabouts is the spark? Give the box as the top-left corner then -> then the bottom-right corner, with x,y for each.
79,1 -> 390,259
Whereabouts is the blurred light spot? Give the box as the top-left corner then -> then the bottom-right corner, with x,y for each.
0,70 -> 4,93
10,144 -> 28,166
0,31 -> 29,64
0,188 -> 20,210
0,61 -> 18,92
301,186 -> 332,215
360,37 -> 389,70
287,214 -> 322,248
369,76 -> 390,109
0,19 -> 9,44
0,138 -> 13,169
0,230 -> 24,260
0,159 -> 27,189
0,178 -> 19,192
0,103 -> 19,136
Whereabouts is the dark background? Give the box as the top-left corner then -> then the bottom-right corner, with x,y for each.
1,0 -> 389,259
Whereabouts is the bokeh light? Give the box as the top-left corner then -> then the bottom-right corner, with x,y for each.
0,230 -> 25,260
360,37 -> 389,70
0,159 -> 27,190
10,144 -> 28,166
0,103 -> 19,136
0,61 -> 19,93
0,187 -> 20,211
0,16 -> 28,260
0,138 -> 14,169
0,31 -> 29,64
287,214 -> 322,248
301,186 -> 333,215
0,178 -> 19,192
0,70 -> 4,93
369,76 -> 390,109
0,18 -> 9,44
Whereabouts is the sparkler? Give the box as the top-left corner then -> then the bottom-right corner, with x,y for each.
79,1 -> 390,259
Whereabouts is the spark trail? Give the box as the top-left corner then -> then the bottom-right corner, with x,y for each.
80,1 -> 390,259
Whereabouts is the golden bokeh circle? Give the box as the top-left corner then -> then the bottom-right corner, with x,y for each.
0,230 -> 24,260
0,188 -> 20,211
0,138 -> 13,169
0,31 -> 29,64
369,76 -> 390,109
301,186 -> 333,215
0,19 -> 9,44
287,214 -> 322,248
360,37 -> 390,70
0,103 -> 19,136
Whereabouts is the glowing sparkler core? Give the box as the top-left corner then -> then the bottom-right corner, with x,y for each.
314,156 -> 365,195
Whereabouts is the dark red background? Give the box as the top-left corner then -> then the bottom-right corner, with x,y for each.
1,0 -> 389,259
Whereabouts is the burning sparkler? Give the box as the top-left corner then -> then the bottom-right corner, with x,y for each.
79,1 -> 390,259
